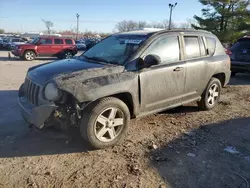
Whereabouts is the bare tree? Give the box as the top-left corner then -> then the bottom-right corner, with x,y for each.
115,20 -> 138,32
115,19 -> 177,32
127,20 -> 138,31
149,21 -> 164,28
177,19 -> 198,29
178,22 -> 191,29
42,19 -> 54,35
137,21 -> 148,29
162,19 -> 169,29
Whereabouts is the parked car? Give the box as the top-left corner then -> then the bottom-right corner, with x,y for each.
85,39 -> 100,50
11,36 -> 78,61
6,38 -> 27,50
18,29 -> 231,148
2,37 -> 10,49
0,38 -> 3,47
75,40 -> 86,50
227,37 -> 250,76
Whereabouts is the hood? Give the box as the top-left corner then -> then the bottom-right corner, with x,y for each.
28,58 -> 124,84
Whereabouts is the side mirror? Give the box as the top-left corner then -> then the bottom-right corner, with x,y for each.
136,58 -> 145,70
144,54 -> 161,68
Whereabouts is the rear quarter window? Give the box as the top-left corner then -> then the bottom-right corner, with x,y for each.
206,37 -> 216,55
65,39 -> 73,45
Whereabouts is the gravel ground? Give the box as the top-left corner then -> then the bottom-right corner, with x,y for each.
0,50 -> 250,188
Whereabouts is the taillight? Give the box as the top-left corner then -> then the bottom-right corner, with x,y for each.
225,48 -> 232,55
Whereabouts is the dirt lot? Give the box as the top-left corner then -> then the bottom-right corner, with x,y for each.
0,50 -> 250,188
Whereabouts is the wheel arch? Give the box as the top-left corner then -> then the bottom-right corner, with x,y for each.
212,73 -> 226,86
109,92 -> 134,118
23,49 -> 37,56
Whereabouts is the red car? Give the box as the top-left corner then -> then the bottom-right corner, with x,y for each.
12,36 -> 78,61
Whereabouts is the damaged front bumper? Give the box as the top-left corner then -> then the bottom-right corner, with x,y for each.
18,96 -> 58,129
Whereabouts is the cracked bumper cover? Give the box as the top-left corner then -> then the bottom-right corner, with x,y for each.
18,96 -> 58,129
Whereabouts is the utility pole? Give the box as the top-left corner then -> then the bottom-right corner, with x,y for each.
168,3 -> 177,30
76,13 -> 80,40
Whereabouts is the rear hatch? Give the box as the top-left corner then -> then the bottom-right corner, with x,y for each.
231,38 -> 250,62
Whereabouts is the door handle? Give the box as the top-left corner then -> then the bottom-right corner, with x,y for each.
173,67 -> 184,72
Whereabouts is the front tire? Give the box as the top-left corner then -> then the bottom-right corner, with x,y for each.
23,50 -> 36,61
80,97 -> 130,149
198,77 -> 222,111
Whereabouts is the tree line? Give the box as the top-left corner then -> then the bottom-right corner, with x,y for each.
114,19 -> 196,32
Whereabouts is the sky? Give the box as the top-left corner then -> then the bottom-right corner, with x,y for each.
0,0 -> 204,33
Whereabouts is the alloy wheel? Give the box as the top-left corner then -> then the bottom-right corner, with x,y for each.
207,83 -> 219,106
94,107 -> 124,142
65,52 -> 72,59
25,52 -> 35,60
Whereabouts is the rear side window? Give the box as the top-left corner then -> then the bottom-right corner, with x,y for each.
40,38 -> 52,44
184,36 -> 200,59
65,39 -> 73,44
144,35 -> 180,64
206,37 -> 216,55
200,38 -> 206,56
54,39 -> 63,44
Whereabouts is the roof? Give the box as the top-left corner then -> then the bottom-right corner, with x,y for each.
117,28 -> 211,36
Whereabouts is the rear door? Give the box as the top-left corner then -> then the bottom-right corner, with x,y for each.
52,38 -> 64,54
37,38 -> 53,56
139,34 -> 186,113
182,35 -> 208,102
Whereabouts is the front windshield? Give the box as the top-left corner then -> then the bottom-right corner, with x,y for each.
82,34 -> 149,65
30,38 -> 40,44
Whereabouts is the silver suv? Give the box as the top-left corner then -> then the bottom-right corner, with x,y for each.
18,29 -> 231,148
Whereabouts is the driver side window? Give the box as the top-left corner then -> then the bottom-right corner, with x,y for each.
144,35 -> 180,64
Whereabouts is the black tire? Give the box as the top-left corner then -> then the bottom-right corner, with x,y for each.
198,77 -> 222,111
80,97 -> 130,149
56,54 -> 64,59
23,50 -> 36,61
231,72 -> 237,77
64,51 -> 73,59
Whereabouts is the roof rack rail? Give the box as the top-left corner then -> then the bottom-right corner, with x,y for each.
167,28 -> 211,32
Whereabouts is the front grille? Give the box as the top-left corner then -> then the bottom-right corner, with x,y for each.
24,78 -> 40,106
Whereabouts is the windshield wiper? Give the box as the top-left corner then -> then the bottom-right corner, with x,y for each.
83,55 -> 109,64
82,55 -> 121,65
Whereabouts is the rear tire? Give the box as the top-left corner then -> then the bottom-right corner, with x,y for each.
23,50 -> 36,61
198,77 -> 222,111
64,51 -> 73,59
80,97 -> 130,149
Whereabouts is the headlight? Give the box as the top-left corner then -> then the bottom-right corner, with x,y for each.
44,82 -> 62,101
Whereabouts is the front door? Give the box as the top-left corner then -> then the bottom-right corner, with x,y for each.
37,38 -> 53,56
139,34 -> 186,113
